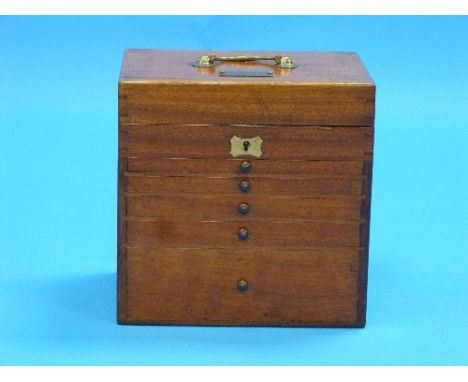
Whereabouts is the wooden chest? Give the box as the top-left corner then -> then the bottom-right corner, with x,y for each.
117,49 -> 375,327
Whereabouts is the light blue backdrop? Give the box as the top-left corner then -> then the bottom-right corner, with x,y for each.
1,16 -> 467,365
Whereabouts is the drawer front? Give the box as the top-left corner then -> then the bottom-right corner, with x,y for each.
126,219 -> 361,247
126,194 -> 362,220
127,158 -> 364,176
121,124 -> 373,160
125,247 -> 361,326
126,173 -> 363,196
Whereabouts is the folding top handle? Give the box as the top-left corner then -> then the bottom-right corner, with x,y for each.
192,54 -> 298,69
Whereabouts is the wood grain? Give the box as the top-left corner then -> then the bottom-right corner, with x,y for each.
126,219 -> 361,247
356,159 -> 374,327
126,157 -> 364,176
117,152 -> 128,323
123,247 -> 361,326
120,50 -> 374,85
119,83 -> 375,126
125,173 -> 363,196
120,125 -> 373,160
126,194 -> 362,220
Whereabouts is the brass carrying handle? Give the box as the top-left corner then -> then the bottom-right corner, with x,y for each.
192,54 -> 297,69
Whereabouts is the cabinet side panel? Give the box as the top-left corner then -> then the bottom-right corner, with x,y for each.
356,142 -> 374,326
117,84 -> 129,323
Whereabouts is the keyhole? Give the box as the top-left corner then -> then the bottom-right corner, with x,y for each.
243,141 -> 250,152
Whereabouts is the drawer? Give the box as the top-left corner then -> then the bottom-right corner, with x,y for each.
126,194 -> 363,220
123,247 -> 361,326
126,173 -> 363,196
126,219 -> 361,247
127,158 -> 364,177
120,124 -> 373,160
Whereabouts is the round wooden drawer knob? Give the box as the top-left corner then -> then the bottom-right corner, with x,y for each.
238,203 -> 250,215
239,180 -> 251,192
240,161 -> 251,173
237,227 -> 249,240
237,279 -> 248,292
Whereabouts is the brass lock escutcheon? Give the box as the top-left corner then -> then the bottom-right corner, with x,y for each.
230,136 -> 263,158
192,54 -> 297,69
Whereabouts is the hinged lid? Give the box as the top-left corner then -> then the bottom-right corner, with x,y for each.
119,49 -> 375,126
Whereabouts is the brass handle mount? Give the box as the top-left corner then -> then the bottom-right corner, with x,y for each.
192,54 -> 297,69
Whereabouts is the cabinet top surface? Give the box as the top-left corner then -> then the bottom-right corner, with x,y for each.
119,49 -> 375,85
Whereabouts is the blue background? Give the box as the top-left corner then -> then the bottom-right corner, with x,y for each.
1,16 -> 467,365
